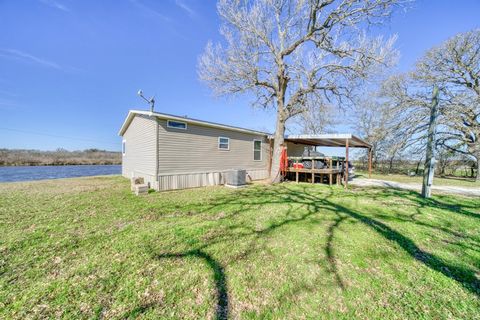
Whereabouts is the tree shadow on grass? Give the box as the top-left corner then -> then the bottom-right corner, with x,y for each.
441,175 -> 478,183
343,187 -> 480,220
145,188 -> 336,319
283,186 -> 477,295
154,249 -> 229,320
335,200 -> 479,294
325,213 -> 347,290
147,183 -> 479,318
282,185 -> 480,297
398,189 -> 478,217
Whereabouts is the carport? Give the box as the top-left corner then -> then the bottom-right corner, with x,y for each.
284,134 -> 372,188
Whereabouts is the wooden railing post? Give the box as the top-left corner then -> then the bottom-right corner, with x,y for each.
368,147 -> 372,179
311,159 -> 314,183
345,139 -> 349,189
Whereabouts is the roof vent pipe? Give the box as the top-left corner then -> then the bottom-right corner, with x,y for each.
137,89 -> 155,113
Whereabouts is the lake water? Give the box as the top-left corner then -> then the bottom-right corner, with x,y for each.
0,165 -> 122,183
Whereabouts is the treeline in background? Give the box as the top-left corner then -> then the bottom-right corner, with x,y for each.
0,148 -> 121,166
354,155 -> 477,179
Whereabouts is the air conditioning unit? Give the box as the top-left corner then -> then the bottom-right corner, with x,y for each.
225,169 -> 246,187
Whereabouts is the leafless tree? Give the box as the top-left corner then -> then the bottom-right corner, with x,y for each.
368,30 -> 480,180
352,75 -> 429,173
414,29 -> 480,180
199,0 -> 403,182
292,96 -> 335,134
353,94 -> 392,167
435,148 -> 456,177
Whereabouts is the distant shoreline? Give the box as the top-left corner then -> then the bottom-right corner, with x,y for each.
0,148 -> 121,167
0,163 -> 121,167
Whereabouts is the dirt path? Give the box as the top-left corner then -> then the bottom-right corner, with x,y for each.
351,178 -> 480,197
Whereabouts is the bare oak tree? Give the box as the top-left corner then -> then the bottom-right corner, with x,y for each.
354,74 -> 430,172
353,94 -> 393,168
293,97 -> 335,134
415,29 -> 480,180
199,0 -> 401,182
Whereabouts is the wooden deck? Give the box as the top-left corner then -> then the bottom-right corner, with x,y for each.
286,167 -> 343,185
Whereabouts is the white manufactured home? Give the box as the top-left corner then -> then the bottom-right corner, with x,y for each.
119,110 -> 372,191
119,110 -> 272,191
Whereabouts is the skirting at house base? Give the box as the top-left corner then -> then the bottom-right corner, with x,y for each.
224,184 -> 247,189
155,169 -> 269,191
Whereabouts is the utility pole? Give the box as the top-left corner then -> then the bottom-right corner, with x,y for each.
421,85 -> 439,198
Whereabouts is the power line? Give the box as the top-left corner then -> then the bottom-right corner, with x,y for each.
0,127 -> 119,146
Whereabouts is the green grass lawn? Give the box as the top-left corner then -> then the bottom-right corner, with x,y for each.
1,176 -> 479,319
356,171 -> 480,188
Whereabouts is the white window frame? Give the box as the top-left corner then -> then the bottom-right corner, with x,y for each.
218,136 -> 230,150
253,139 -> 262,161
167,120 -> 187,130
122,139 -> 126,156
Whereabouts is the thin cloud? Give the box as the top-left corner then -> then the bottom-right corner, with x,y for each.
0,49 -> 79,72
0,49 -> 62,70
129,0 -> 171,22
0,89 -> 17,97
0,98 -> 17,110
39,0 -> 70,12
175,0 -> 196,17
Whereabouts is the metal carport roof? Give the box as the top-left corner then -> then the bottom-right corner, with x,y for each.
284,134 -> 371,148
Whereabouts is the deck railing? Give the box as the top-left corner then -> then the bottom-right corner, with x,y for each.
286,156 -> 347,185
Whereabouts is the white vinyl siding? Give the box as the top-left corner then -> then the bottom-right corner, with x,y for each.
253,139 -> 262,161
157,119 -> 269,175
121,114 -> 157,187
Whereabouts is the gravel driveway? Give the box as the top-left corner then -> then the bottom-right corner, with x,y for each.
351,178 -> 480,197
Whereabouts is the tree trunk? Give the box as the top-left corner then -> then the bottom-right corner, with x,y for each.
415,159 -> 422,175
269,109 -> 286,183
421,85 -> 439,198
388,156 -> 394,173
476,158 -> 480,182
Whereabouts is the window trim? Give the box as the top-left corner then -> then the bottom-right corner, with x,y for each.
167,120 -> 187,130
218,136 -> 230,150
253,139 -> 262,161
122,139 -> 126,156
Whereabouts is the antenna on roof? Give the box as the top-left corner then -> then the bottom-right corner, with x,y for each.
137,89 -> 155,113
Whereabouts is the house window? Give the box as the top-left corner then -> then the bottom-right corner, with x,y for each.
218,137 -> 230,150
253,140 -> 262,161
167,120 -> 187,130
122,140 -> 126,156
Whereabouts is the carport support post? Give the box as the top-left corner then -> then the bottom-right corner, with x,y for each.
345,139 -> 349,189
368,147 -> 372,179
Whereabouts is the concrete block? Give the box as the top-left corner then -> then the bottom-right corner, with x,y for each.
131,177 -> 145,191
134,184 -> 149,195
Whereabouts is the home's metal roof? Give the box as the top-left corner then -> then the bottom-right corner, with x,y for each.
119,111 -> 371,149
285,134 -> 371,148
118,110 -> 271,136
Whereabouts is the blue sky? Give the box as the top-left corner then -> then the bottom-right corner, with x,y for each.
0,0 -> 479,151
